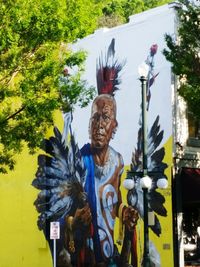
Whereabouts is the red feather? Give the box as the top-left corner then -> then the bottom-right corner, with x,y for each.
96,38 -> 125,96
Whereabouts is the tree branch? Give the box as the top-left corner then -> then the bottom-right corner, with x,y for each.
1,106 -> 26,124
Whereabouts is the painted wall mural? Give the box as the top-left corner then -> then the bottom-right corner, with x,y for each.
32,36 -> 173,267
0,6 -> 177,267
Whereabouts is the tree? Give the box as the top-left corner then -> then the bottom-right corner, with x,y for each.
0,0 -> 101,173
163,1 -> 200,119
98,0 -> 171,27
143,0 -> 171,10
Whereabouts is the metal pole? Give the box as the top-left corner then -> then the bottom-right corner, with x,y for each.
141,76 -> 147,173
53,239 -> 56,267
143,187 -> 150,267
140,76 -> 150,267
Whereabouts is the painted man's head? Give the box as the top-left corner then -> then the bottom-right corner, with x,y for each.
89,94 -> 118,150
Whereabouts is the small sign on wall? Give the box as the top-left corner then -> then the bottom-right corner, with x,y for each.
50,222 -> 60,240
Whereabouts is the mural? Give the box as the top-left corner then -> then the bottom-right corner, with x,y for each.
32,39 -> 170,267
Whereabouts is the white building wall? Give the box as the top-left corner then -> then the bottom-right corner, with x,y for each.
72,3 -> 176,165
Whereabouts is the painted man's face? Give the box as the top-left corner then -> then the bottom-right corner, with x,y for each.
90,95 -> 117,149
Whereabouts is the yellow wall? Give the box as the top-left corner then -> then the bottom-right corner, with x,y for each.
0,147 -> 52,267
0,112 -> 63,267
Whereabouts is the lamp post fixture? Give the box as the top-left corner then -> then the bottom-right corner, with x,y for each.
124,62 -> 168,267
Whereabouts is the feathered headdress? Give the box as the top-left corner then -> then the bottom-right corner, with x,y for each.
96,38 -> 125,96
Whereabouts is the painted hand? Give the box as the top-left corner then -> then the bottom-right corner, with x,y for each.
123,206 -> 139,231
73,203 -> 92,227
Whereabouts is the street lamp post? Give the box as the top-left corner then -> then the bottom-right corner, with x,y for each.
138,64 -> 168,266
139,64 -> 150,267
123,62 -> 168,267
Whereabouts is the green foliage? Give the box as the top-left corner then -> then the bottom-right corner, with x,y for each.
163,1 -> 200,119
143,0 -> 171,10
99,0 -> 144,26
98,0 -> 171,27
0,0 -> 99,173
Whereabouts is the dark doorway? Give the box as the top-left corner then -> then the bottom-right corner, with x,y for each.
181,168 -> 200,266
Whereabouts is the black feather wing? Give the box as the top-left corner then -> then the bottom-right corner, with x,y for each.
32,113 -> 87,230
128,115 -> 168,236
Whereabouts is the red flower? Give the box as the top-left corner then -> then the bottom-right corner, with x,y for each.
150,44 -> 158,56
